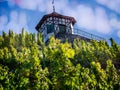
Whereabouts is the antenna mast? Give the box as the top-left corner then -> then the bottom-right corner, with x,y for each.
52,0 -> 55,12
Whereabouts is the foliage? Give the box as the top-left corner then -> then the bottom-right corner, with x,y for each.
0,29 -> 120,90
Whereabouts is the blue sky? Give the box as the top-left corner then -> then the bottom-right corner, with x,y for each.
0,0 -> 120,44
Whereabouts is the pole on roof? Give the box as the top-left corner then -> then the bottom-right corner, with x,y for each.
52,0 -> 55,12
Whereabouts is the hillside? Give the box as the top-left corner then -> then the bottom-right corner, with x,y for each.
0,30 -> 120,90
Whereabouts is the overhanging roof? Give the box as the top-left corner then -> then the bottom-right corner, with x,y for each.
35,12 -> 76,31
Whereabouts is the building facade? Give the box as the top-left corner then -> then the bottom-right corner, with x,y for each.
36,11 -> 104,43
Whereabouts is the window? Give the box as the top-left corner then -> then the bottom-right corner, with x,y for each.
59,24 -> 66,34
47,24 -> 54,34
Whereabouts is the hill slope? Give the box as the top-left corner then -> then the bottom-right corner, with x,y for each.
0,30 -> 120,89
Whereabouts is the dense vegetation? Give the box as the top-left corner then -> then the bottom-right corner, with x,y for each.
0,29 -> 120,90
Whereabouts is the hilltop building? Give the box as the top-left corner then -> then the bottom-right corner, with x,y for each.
35,1 -> 104,43
35,11 -> 104,43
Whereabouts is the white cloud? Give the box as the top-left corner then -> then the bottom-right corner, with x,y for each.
54,0 -> 69,13
0,16 -> 7,32
0,15 -> 8,24
96,0 -> 120,13
38,0 -> 48,12
62,5 -> 111,34
18,0 -> 38,10
118,30 -> 120,38
8,0 -> 69,13
19,12 -> 27,26
6,0 -> 120,35
95,8 -> 111,34
110,17 -> 120,38
0,15 -> 8,31
75,5 -> 95,30
0,11 -> 28,33
8,0 -> 50,12
110,18 -> 120,30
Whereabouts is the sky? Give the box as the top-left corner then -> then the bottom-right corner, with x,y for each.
0,0 -> 120,44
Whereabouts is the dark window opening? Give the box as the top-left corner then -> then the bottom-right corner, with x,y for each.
47,24 -> 54,34
59,24 -> 66,34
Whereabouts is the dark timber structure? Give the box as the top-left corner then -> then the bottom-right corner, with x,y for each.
35,0 -> 104,43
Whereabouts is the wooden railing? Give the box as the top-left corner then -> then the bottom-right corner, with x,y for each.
74,28 -> 105,41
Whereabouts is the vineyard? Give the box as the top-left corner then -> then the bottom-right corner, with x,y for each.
0,29 -> 120,90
